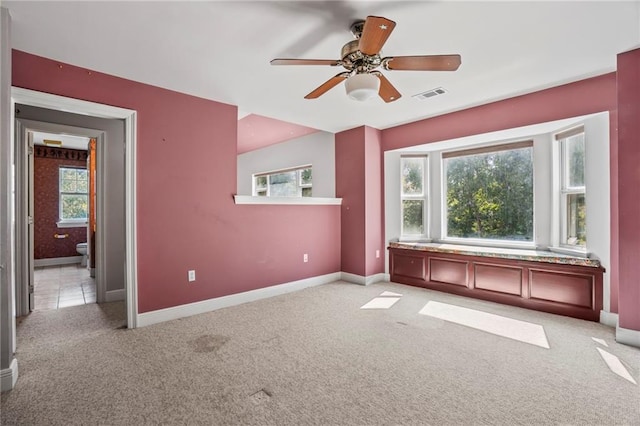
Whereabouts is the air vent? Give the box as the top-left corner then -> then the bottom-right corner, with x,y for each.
413,87 -> 447,100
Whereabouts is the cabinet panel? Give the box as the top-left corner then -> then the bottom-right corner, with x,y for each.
529,270 -> 593,308
430,257 -> 468,286
474,263 -> 523,296
393,253 -> 426,281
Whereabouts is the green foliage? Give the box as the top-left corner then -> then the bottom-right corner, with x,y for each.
402,200 -> 424,234
402,158 -> 423,195
446,148 -> 533,241
59,167 -> 88,220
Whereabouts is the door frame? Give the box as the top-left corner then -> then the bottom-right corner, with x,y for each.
11,87 -> 138,328
15,119 -> 107,314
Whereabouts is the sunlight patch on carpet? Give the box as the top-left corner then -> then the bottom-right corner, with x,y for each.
596,348 -> 637,384
592,337 -> 608,347
419,301 -> 550,348
361,297 -> 400,309
380,291 -> 403,297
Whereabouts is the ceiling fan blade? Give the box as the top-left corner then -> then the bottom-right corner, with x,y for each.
372,72 -> 401,103
271,58 -> 341,66
304,73 -> 349,99
358,16 -> 396,56
383,55 -> 461,71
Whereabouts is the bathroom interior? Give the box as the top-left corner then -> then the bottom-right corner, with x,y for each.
32,131 -> 96,310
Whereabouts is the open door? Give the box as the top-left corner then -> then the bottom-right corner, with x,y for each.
27,133 -> 35,311
88,138 -> 96,278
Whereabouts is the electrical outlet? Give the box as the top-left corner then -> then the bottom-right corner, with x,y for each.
376,250 -> 380,259
303,253 -> 308,263
188,270 -> 196,282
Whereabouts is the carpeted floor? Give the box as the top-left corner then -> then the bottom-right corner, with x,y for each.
2,281 -> 639,425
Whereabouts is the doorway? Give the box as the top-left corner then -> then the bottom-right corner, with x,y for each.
11,87 -> 138,328
26,127 -> 98,311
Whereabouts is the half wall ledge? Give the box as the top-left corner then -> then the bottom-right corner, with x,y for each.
233,195 -> 342,205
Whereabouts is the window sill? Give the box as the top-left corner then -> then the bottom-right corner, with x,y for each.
57,221 -> 87,229
549,246 -> 589,258
233,195 -> 342,205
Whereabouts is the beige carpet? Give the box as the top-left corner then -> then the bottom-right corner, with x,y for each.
2,281 -> 639,425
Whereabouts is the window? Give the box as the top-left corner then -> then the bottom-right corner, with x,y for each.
59,167 -> 88,223
400,156 -> 427,238
253,166 -> 312,197
557,127 -> 586,248
443,141 -> 533,242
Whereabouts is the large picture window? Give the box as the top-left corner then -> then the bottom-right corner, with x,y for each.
557,127 -> 586,248
400,156 -> 427,238
254,165 -> 312,197
59,167 -> 88,222
443,141 -> 533,242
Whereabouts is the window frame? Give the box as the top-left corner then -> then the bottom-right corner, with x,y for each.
400,155 -> 428,241
557,128 -> 586,251
252,165 -> 312,198
58,166 -> 89,227
441,141 -> 535,248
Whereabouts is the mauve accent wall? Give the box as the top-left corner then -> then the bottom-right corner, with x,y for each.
335,126 -> 384,278
34,148 -> 86,259
616,47 -> 640,332
380,73 -> 621,315
12,50 -> 341,313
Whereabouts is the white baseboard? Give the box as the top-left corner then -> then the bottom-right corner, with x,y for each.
600,310 -> 619,328
341,272 -> 388,286
137,272 -> 342,328
105,289 -> 125,302
34,256 -> 82,267
1,358 -> 18,392
616,325 -> 640,348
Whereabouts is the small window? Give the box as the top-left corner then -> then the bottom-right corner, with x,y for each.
400,156 -> 427,238
253,166 -> 312,197
443,141 -> 533,242
59,167 -> 88,223
557,128 -> 586,248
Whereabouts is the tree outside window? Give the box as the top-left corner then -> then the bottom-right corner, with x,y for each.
444,143 -> 533,241
559,130 -> 586,247
401,156 -> 427,237
59,167 -> 88,221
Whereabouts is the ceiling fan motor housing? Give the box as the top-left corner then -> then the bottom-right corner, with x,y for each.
341,39 -> 381,73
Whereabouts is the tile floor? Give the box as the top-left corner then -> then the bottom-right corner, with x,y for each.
33,264 -> 96,310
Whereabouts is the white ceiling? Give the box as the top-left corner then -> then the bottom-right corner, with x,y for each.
5,1 -> 640,133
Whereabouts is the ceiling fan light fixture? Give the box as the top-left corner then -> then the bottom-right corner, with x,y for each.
345,73 -> 380,101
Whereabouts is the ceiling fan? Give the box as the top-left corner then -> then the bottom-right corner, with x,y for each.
270,16 -> 461,103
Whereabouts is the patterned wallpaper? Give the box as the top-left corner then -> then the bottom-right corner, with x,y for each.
34,148 -> 87,259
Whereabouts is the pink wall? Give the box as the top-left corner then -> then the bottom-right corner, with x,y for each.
13,50 -> 341,313
33,148 -> 87,259
335,126 -> 385,278
335,127 -> 366,276
381,73 -> 621,314
364,126 -> 384,277
237,114 -> 318,154
382,73 -> 617,151
616,48 -> 640,331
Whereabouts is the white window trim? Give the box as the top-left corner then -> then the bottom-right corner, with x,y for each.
400,155 -> 428,241
56,220 -> 88,228
59,166 -> 88,224
441,142 -> 535,246
557,130 -> 587,253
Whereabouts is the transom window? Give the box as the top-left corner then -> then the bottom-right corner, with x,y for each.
254,165 -> 312,197
400,156 -> 427,238
557,127 -> 586,248
443,141 -> 534,242
59,167 -> 88,222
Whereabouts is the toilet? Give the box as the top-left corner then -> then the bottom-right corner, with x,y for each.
76,242 -> 88,267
